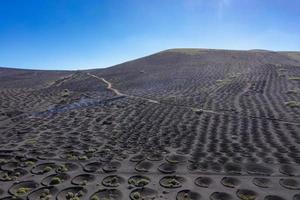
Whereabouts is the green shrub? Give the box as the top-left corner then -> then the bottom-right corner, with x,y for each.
49,177 -> 62,185
14,172 -> 21,178
136,179 -> 149,187
80,180 -> 88,186
216,79 -> 232,85
289,76 -> 300,81
2,173 -> 13,181
66,154 -> 77,160
16,187 -> 31,195
285,101 -> 300,108
90,196 -> 100,200
132,192 -> 141,199
238,194 -> 256,200
78,155 -> 88,160
39,189 -> 52,200
25,161 -> 35,166
167,178 -> 180,187
56,164 -> 68,173
286,90 -> 298,95
43,166 -> 52,173
66,192 -> 81,200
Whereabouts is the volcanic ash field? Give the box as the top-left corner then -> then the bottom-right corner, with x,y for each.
0,49 -> 300,199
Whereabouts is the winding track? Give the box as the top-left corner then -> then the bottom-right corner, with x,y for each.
87,72 -> 300,125
87,73 -> 124,96
87,72 -> 159,104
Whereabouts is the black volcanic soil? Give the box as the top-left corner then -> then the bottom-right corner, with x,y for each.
0,49 -> 300,199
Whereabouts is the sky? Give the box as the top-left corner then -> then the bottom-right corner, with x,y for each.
0,0 -> 300,70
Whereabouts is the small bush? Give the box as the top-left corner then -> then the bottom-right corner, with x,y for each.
66,154 -> 77,160
66,192 -> 81,200
238,194 -> 256,200
2,173 -> 13,181
25,161 -> 35,166
183,193 -> 189,199
16,187 -> 31,195
80,180 -> 88,186
167,178 -> 180,186
43,166 -> 52,173
132,192 -> 141,199
85,148 -> 97,153
62,89 -> 71,97
285,101 -> 300,108
128,178 -> 136,185
39,189 -> 52,200
216,79 -> 232,85
286,90 -> 298,95
90,196 -> 99,200
111,177 -> 118,183
136,179 -> 149,187
289,76 -> 300,81
56,164 -> 68,173
49,177 -> 62,185
78,155 -> 88,160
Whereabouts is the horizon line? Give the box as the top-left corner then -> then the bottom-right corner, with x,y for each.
1,47 -> 299,71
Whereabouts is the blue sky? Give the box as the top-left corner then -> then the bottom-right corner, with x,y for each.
0,0 -> 299,70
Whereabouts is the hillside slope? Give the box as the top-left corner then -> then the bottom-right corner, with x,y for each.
93,49 -> 300,122
0,49 -> 300,199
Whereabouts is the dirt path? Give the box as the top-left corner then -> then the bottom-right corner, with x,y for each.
87,73 -> 239,115
87,73 -> 159,104
87,73 -> 300,125
46,73 -> 75,88
87,73 -> 125,96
